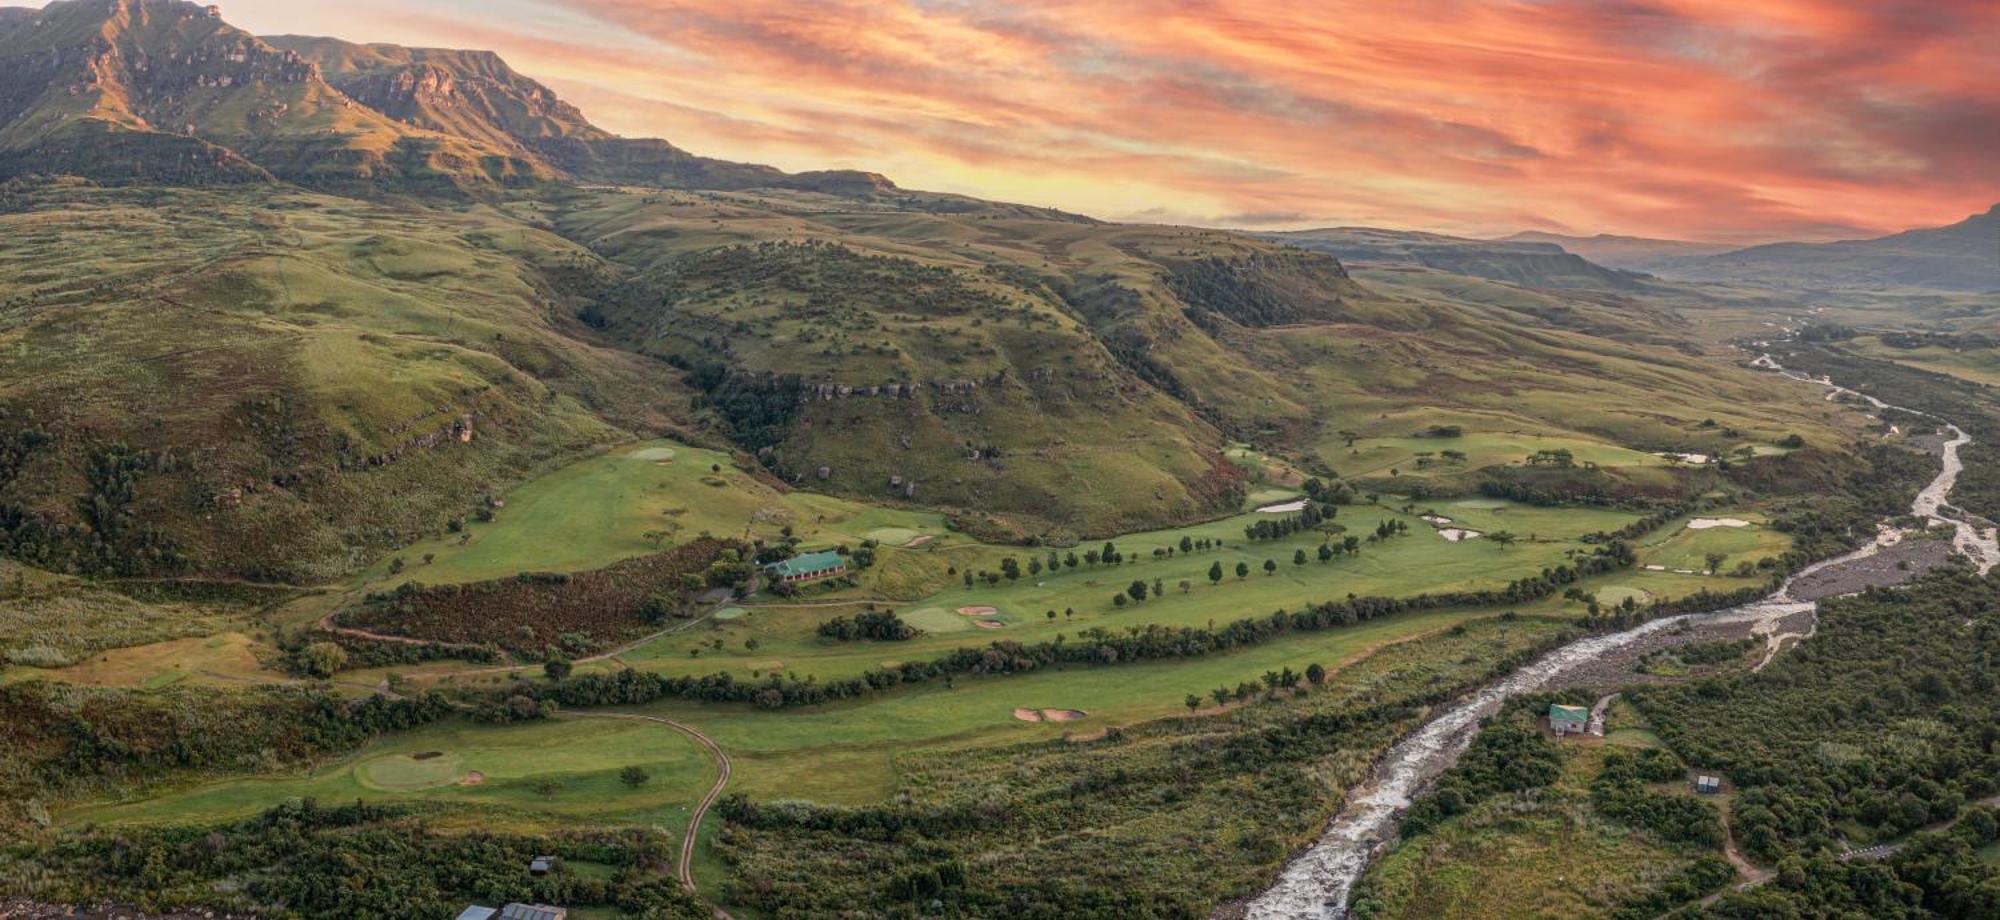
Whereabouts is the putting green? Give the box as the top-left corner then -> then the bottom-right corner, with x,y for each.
355,751 -> 466,791
713,607 -> 748,621
864,527 -> 924,545
902,607 -> 971,633
628,446 -> 677,461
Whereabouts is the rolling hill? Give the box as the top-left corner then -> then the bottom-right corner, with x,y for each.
0,0 -> 1856,580
1497,231 -> 1741,274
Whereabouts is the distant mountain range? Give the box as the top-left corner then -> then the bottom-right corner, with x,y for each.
1258,226 -> 1656,292
1496,232 -> 1740,274
1506,209 -> 1999,293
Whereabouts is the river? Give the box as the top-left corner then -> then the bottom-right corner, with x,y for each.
1239,352 -> 1999,919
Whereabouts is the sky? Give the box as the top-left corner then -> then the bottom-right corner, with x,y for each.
208,0 -> 2000,242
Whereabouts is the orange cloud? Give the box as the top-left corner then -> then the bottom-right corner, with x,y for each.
227,0 -> 2000,240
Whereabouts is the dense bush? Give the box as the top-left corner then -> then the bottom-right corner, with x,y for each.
0,799 -> 711,919
815,609 -> 918,642
333,539 -> 739,658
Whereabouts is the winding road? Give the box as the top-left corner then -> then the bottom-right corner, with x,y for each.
562,712 -> 735,913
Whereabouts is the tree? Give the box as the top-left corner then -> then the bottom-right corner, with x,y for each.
1046,609 -> 1057,621
964,571 -> 974,588
1318,543 -> 1334,563
1343,535 -> 1361,554
1489,530 -> 1517,548
1263,559 -> 1278,576
1306,662 -> 1327,685
1112,594 -> 1127,608
1179,579 -> 1193,594
1064,552 -> 1079,569
301,641 -> 348,678
1209,561 -> 1225,585
619,765 -> 651,788
1179,535 -> 1194,553
1000,557 -> 1022,582
531,777 -> 563,799
1293,548 -> 1308,566
543,657 -> 573,681
1152,577 -> 1164,598
387,556 -> 406,575
1211,686 -> 1231,706
1236,562 -> 1250,580
1185,694 -> 1202,714
1028,558 -> 1043,576
1127,579 -> 1149,603
1705,552 -> 1727,574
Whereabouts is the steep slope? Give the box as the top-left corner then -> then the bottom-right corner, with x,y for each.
0,0 -> 552,190
1263,227 -> 1653,291
1652,206 -> 2000,292
266,33 -> 905,196
0,179 -> 692,580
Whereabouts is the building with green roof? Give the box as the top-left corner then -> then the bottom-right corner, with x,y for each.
1549,703 -> 1590,735
765,550 -> 848,584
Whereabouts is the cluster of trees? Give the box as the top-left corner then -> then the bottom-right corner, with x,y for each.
2,799 -> 712,918
1398,710 -> 1563,837
815,609 -> 917,642
1189,661 -> 1327,710
671,355 -> 804,454
1632,571 -> 2000,871
1241,501 -> 1336,541
1592,747 -> 1724,848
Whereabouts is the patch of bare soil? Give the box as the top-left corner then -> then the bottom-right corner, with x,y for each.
1012,708 -> 1042,722
457,770 -> 487,786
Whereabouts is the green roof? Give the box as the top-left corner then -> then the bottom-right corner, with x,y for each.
766,550 -> 846,577
1549,704 -> 1590,722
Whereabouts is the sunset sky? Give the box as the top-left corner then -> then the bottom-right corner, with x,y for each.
213,0 -> 2000,242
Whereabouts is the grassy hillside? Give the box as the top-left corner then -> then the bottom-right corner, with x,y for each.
0,180 -> 690,580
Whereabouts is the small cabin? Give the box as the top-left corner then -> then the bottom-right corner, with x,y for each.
500,906 -> 567,920
765,550 -> 848,584
1548,703 -> 1590,736
1695,774 -> 1722,795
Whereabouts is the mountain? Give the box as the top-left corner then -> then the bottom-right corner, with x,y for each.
1498,231 -> 1741,274
0,1 -> 1845,579
0,0 -> 895,194
1651,206 -> 2000,292
263,33 -> 899,195
1259,226 -> 1654,291
0,0 -> 550,189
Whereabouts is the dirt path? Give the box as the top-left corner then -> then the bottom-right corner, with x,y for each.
561,712 -> 734,912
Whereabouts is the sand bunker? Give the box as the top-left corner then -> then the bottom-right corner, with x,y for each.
1658,451 -> 1711,464
1255,500 -> 1309,514
957,605 -> 999,616
904,534 -> 936,548
1421,514 -> 1453,526
1686,517 -> 1751,530
1438,528 -> 1482,541
1013,708 -> 1088,722
458,771 -> 486,786
974,619 -> 1006,630
630,446 -> 677,461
